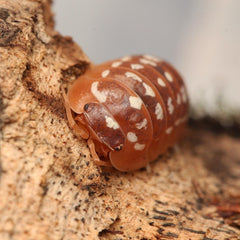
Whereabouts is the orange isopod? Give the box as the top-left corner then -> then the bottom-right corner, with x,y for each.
63,55 -> 189,171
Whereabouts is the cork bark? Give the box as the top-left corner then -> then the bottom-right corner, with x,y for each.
0,1 -> 239,239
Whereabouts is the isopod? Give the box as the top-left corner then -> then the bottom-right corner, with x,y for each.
63,55 -> 189,171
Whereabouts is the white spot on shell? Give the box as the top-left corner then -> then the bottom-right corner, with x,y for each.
174,115 -> 188,126
135,118 -> 148,129
157,77 -> 166,87
131,64 -> 144,70
127,132 -> 138,142
105,116 -> 119,129
174,119 -> 181,126
101,70 -> 110,78
129,96 -> 142,109
140,58 -> 157,66
143,82 -> 155,97
177,93 -> 181,105
121,56 -> 131,61
143,55 -> 161,62
181,115 -> 188,123
180,86 -> 187,103
164,71 -> 173,82
91,82 -> 107,103
167,97 -> 174,115
125,72 -> 142,82
134,143 -> 145,151
155,103 -> 163,120
111,61 -> 122,67
182,114 -> 188,122
166,127 -> 173,134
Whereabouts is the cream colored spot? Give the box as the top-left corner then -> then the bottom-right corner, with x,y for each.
157,77 -> 166,87
134,143 -> 145,151
131,64 -> 144,70
143,55 -> 161,62
155,103 -> 163,120
101,69 -> 110,78
143,82 -> 155,97
91,82 -> 107,103
182,114 -> 188,122
121,56 -> 131,61
166,127 -> 173,134
136,118 -> 148,129
129,96 -> 142,109
180,86 -> 187,103
174,119 -> 181,126
177,93 -> 181,105
167,97 -> 174,115
125,72 -> 142,82
105,116 -> 119,129
111,61 -> 122,67
175,115 -> 188,126
164,71 -> 173,82
181,114 -> 188,123
140,58 -> 157,66
127,132 -> 138,142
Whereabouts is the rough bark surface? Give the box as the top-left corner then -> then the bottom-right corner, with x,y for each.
0,1 -> 240,239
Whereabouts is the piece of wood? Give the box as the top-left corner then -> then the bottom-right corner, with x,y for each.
0,0 -> 239,239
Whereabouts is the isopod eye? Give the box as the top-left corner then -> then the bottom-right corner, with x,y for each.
114,145 -> 123,151
84,103 -> 90,111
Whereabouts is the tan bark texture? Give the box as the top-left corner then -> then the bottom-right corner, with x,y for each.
0,0 -> 240,239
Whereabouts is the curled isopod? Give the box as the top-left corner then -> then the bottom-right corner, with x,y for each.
63,55 -> 189,171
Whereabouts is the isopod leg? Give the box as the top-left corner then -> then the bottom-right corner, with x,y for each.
87,138 -> 112,167
62,86 -> 89,139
